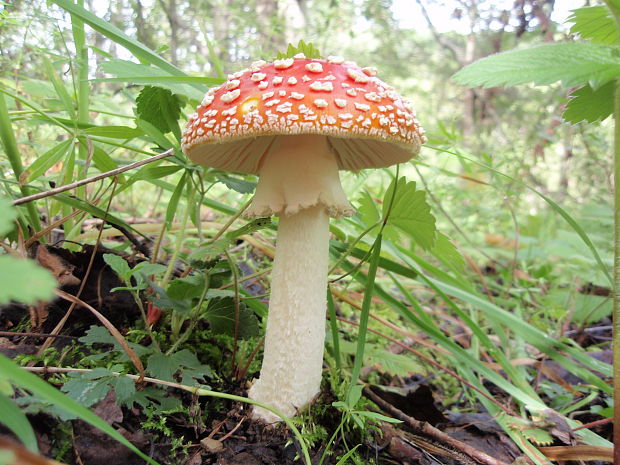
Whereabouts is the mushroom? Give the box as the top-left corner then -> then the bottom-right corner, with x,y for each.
181,54 -> 426,422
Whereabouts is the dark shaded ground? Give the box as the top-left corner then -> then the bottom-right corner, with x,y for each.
0,244 -> 614,465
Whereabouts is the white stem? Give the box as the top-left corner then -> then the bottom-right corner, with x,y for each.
248,205 -> 330,421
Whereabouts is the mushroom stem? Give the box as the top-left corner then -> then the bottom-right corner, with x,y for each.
248,204 -> 329,421
246,135 -> 352,422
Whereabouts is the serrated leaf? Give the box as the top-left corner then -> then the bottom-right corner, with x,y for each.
166,274 -> 205,300
0,256 -> 57,305
146,352 -> 179,382
275,40 -> 321,59
102,253 -> 132,282
61,376 -> 111,407
432,232 -> 465,270
188,239 -> 230,266
568,6 -> 618,45
204,297 -> 259,339
384,178 -> 436,251
563,81 -> 615,123
357,190 -> 381,227
453,42 -> 620,89
146,350 -> 211,384
136,86 -> 183,135
0,197 -> 17,237
110,376 -> 136,406
215,173 -> 256,194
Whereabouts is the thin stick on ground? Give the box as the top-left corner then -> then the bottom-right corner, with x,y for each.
11,149 -> 174,206
363,387 -> 511,465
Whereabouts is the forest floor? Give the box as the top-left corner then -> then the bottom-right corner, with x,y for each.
0,244 -> 613,465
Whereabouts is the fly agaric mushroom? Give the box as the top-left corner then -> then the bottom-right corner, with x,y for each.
182,54 -> 426,422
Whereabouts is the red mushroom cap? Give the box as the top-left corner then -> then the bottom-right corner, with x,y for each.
182,55 -> 426,173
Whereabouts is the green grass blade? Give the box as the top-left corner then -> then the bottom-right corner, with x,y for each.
0,391 -> 38,452
0,94 -> 41,231
0,354 -> 161,465
327,287 -> 342,371
348,234 -> 382,395
53,0 -> 199,88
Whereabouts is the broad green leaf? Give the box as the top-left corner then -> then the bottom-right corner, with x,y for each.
61,371 -> 112,407
0,392 -> 38,452
357,190 -> 381,227
146,350 -> 211,384
384,178 -> 436,251
0,256 -> 56,305
0,354 -> 161,465
166,274 -> 206,300
0,197 -> 17,237
453,42 -> 620,89
204,297 -> 259,339
568,6 -> 618,45
102,253 -> 132,282
110,376 -> 136,406
83,125 -> 144,139
431,231 -> 465,271
136,86 -> 183,136
20,139 -> 73,184
563,81 -> 615,123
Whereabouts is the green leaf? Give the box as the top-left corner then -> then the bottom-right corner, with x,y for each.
0,197 -> 17,237
166,274 -> 205,300
567,6 -> 618,45
0,391 -> 38,452
83,125 -> 144,139
275,40 -> 321,59
110,376 -> 136,406
136,86 -> 183,135
215,173 -> 256,194
431,232 -> 465,271
146,350 -> 211,384
61,373 -> 112,407
0,256 -> 56,305
91,145 -> 119,173
127,165 -> 182,183
357,190 -> 381,227
20,139 -> 73,184
0,355 -> 161,465
99,59 -> 213,100
384,178 -> 436,251
102,253 -> 132,283
204,297 -> 259,339
453,42 -> 620,89
563,80 -> 615,123
225,217 -> 273,240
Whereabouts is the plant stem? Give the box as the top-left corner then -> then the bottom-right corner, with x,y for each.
0,93 -> 41,231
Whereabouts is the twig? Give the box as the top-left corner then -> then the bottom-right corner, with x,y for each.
0,331 -> 77,340
363,387 -> 511,465
11,149 -> 174,206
